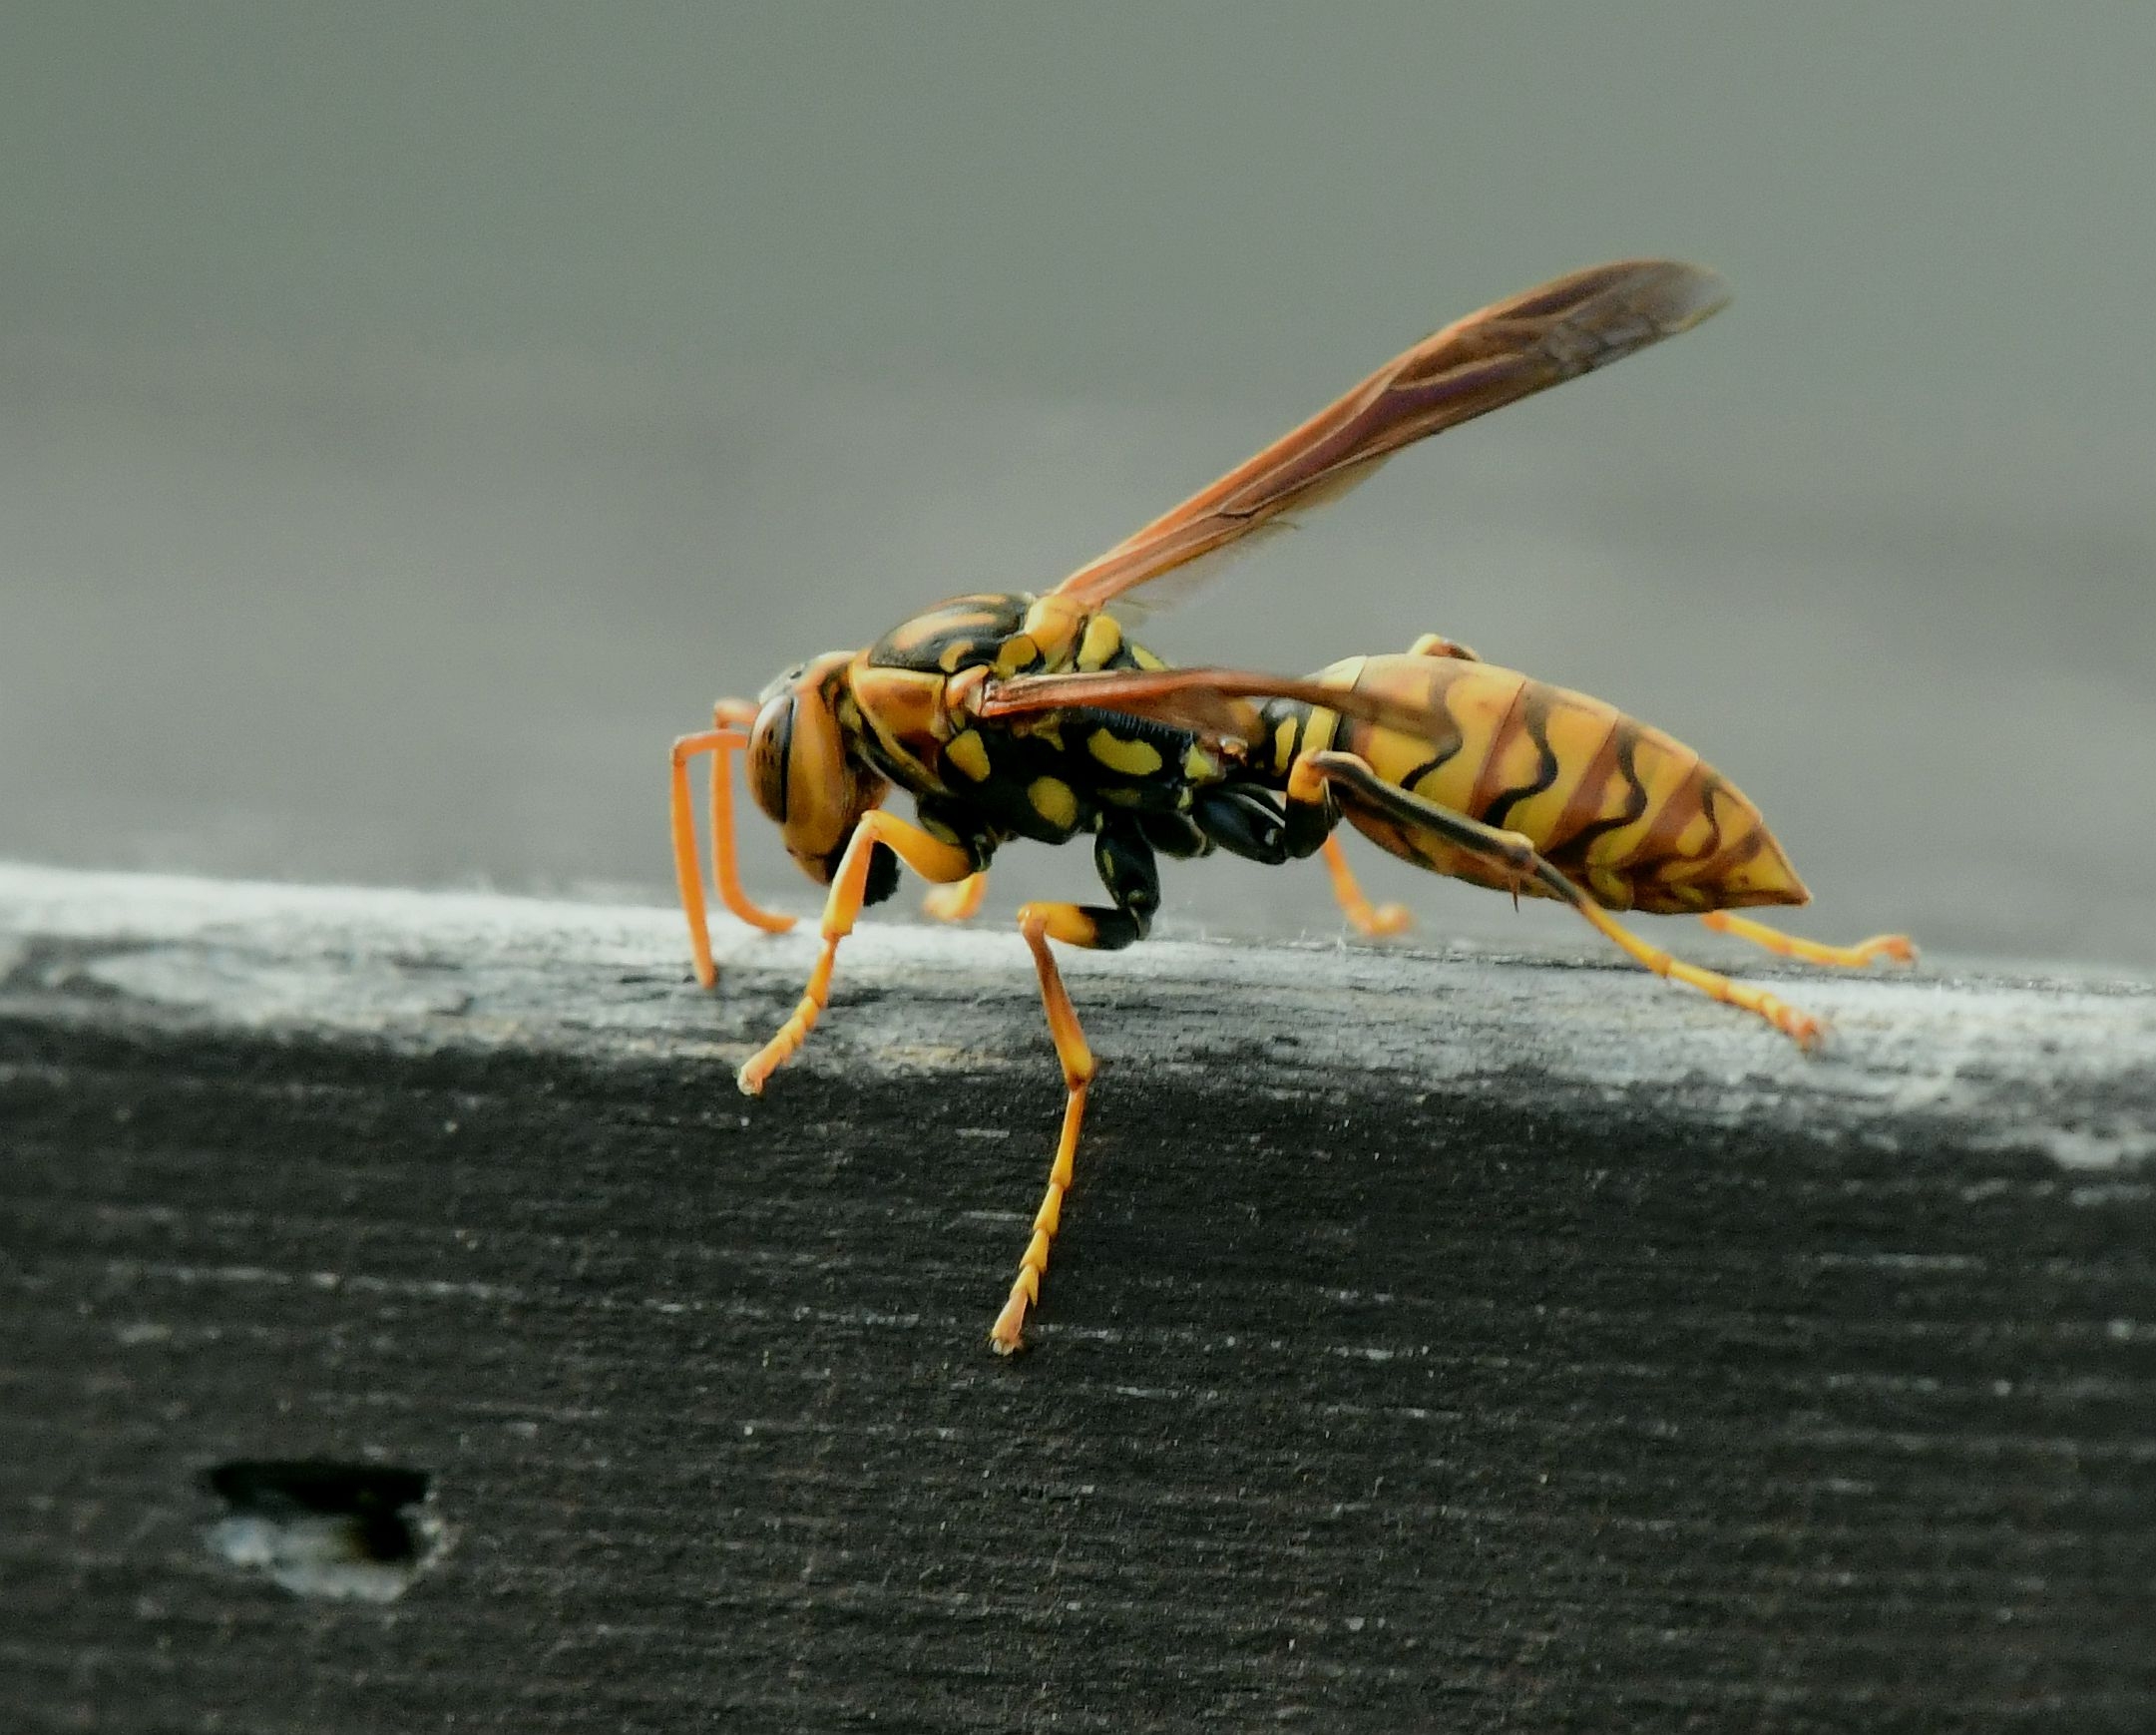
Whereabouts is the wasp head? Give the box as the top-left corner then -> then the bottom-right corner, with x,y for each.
746,651 -> 893,892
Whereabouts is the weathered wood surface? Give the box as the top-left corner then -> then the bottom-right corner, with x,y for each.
3,864 -> 2153,1732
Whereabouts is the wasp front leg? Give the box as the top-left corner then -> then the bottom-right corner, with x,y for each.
735,814 -> 975,1095
991,822 -> 1158,1354
669,707 -> 797,990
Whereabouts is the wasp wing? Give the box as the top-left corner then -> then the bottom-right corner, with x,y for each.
1052,259 -> 1728,611
977,665 -> 1459,749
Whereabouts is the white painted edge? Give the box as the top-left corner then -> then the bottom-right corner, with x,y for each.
3,862 -> 2151,1170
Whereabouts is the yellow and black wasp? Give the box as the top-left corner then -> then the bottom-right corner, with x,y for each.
668,259 -> 1915,1353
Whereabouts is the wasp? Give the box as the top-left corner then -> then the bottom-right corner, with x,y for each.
668,260 -> 1915,1354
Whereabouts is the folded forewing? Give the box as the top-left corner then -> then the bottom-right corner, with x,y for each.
977,665 -> 1460,748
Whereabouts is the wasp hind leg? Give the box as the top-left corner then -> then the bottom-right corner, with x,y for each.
1699,910 -> 1917,969
1290,750 -> 1826,1050
991,823 -> 1158,1354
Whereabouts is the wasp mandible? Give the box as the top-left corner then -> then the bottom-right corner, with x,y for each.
668,260 -> 1915,1354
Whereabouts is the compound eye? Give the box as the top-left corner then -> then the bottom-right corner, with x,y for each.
746,689 -> 796,824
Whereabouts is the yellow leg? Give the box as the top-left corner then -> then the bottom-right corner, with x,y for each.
1570,903 -> 1824,1051
923,871 -> 990,923
736,812 -> 975,1095
670,724 -> 797,990
1700,910 -> 1917,968
991,903 -> 1099,1355
1292,750 -> 1825,1051
706,701 -> 797,940
1319,836 -> 1414,938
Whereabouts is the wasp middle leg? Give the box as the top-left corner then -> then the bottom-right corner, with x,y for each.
1289,749 -> 1826,1049
1318,836 -> 1414,938
1300,630 -> 1477,939
990,821 -> 1159,1354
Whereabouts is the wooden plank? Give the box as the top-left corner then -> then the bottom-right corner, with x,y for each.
3,865 -> 2153,1732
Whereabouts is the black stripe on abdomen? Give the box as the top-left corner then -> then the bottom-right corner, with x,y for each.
1478,693 -> 1559,832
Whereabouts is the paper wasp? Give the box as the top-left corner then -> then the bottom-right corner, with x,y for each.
668,259 -> 1915,1354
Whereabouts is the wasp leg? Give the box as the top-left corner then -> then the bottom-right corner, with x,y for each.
1291,750 -> 1826,1050
670,723 -> 797,988
1407,633 -> 1481,660
1698,910 -> 1918,969
1319,836 -> 1414,938
1274,764 -> 1414,940
704,702 -> 796,935
990,825 -> 1157,1353
991,910 -> 1097,1355
735,814 -> 975,1095
923,872 -> 990,923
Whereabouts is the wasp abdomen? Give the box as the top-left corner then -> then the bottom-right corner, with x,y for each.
1301,652 -> 1808,915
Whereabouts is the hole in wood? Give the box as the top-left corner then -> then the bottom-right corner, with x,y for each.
203,1460 -> 444,1601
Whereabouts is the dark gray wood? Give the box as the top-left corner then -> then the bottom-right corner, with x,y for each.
3,866 -> 2153,1732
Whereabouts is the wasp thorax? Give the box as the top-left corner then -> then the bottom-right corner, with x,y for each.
747,651 -> 888,884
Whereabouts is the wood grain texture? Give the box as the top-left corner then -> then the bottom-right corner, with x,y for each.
3,866 -> 2153,1733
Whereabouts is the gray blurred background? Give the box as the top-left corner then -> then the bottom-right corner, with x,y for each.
4,3 -> 2151,969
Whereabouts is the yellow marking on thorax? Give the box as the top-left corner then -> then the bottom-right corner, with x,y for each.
851,662 -> 947,735
888,604 -> 1001,653
1182,744 -> 1220,782
1028,775 -> 1078,830
1129,644 -> 1167,671
946,730 -> 993,782
849,661 -> 953,788
996,637 -> 1042,677
1087,728 -> 1162,776
1020,594 -> 1087,667
1078,614 -> 1123,669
